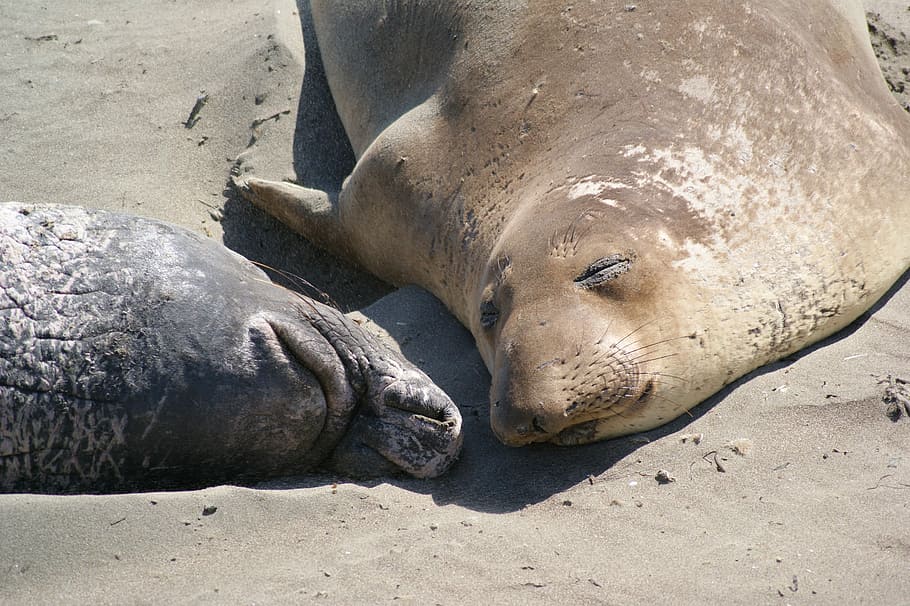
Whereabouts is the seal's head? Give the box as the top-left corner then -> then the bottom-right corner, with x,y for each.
473,192 -> 696,447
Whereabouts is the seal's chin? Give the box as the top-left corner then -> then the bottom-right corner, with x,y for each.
491,414 -> 619,447
549,418 -> 606,446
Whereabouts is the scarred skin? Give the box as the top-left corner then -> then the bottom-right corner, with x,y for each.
0,203 -> 462,493
236,1 -> 910,446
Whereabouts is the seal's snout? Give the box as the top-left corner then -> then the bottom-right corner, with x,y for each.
489,399 -> 551,447
489,320 -> 660,446
488,337 -> 581,447
379,378 -> 461,427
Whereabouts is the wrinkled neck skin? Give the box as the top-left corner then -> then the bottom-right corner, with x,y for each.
297,298 -> 436,409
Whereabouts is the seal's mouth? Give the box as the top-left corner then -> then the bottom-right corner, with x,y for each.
493,377 -> 656,447
549,377 -> 655,445
550,417 -> 604,446
549,379 -> 654,446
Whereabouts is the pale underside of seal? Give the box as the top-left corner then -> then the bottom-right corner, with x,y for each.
236,0 -> 910,446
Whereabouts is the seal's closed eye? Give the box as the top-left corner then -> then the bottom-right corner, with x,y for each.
574,254 -> 633,289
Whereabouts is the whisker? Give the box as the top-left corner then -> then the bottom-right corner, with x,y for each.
612,377 -> 679,393
591,336 -> 679,366
613,318 -> 659,348
628,352 -> 679,365
250,260 -> 339,309
635,371 -> 688,384
593,320 -> 616,346
621,334 -> 692,356
616,390 -> 683,410
248,273 -> 321,317
592,335 -> 644,363
591,346 -> 620,364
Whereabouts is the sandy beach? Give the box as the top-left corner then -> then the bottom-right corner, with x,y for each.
1,1 -> 909,603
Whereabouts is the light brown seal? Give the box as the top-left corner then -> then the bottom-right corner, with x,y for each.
236,0 -> 910,446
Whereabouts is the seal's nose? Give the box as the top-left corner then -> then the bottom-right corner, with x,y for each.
490,398 -> 551,446
488,342 -> 568,446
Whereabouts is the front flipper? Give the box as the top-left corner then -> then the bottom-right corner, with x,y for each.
232,176 -> 352,260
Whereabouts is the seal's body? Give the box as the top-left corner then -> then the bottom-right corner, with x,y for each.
0,203 -> 461,493
239,1 -> 910,445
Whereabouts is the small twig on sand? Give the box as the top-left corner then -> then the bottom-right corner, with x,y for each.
702,450 -> 726,473
246,110 -> 291,146
25,33 -> 58,42
251,109 -> 291,129
184,91 -> 209,129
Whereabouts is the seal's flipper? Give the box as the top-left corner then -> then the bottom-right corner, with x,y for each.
233,176 -> 351,259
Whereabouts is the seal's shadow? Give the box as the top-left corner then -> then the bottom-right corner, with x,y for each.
219,1 -> 388,312
353,287 -> 711,514
287,2 -> 355,194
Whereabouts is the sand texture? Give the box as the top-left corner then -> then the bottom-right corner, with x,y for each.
1,1 -> 909,604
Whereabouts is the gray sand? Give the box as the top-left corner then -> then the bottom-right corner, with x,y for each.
1,1 -> 908,603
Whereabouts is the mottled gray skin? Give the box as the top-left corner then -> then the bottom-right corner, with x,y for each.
0,203 -> 462,494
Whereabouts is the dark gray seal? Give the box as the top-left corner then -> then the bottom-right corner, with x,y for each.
0,202 -> 462,493
237,0 -> 910,446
